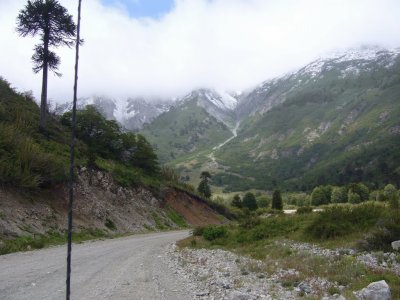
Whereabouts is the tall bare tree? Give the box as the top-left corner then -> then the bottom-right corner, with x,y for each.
16,0 -> 76,131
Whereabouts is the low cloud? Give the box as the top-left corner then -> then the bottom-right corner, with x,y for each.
1,0 -> 400,103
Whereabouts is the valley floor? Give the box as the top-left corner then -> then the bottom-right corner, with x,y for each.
170,239 -> 399,299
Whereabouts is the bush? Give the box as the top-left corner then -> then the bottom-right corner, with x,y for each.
348,191 -> 361,204
331,186 -> 348,203
272,190 -> 283,210
306,203 -> 384,239
202,225 -> 227,241
192,226 -> 205,236
358,211 -> 400,251
257,196 -> 270,208
311,186 -> 331,206
242,192 -> 258,211
296,206 -> 313,214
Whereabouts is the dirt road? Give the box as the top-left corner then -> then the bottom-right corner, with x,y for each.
0,230 -> 190,300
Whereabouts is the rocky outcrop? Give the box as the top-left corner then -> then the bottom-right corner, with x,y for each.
0,168 -> 224,239
354,280 -> 391,300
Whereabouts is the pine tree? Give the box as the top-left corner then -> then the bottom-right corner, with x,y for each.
197,171 -> 212,198
272,190 -> 283,210
16,0 -> 77,131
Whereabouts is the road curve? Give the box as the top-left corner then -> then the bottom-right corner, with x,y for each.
0,230 -> 190,300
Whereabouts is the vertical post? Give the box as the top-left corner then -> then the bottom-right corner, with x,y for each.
66,0 -> 82,299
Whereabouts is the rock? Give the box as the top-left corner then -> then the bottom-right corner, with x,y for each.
322,295 -> 346,300
298,281 -> 312,294
354,280 -> 391,300
230,291 -> 251,300
195,291 -> 210,297
391,240 -> 400,251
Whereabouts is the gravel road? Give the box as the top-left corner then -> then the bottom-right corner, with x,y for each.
0,230 -> 190,300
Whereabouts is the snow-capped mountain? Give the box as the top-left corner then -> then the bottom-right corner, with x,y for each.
119,97 -> 171,130
177,89 -> 239,129
236,46 -> 400,118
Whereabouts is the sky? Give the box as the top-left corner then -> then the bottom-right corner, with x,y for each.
1,0 -> 400,104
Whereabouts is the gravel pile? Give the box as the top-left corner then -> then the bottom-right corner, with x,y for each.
166,244 -> 338,299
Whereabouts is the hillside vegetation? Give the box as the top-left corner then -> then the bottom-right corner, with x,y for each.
0,77 -> 160,190
138,50 -> 400,193
217,52 -> 400,190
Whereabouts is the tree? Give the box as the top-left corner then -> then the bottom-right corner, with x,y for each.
310,185 -> 333,205
231,194 -> 242,208
16,0 -> 77,130
331,186 -> 348,203
272,190 -> 283,210
348,183 -> 369,202
242,192 -> 257,211
197,171 -> 212,198
131,134 -> 160,175
384,184 -> 399,209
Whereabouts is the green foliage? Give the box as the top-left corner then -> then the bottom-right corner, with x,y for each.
231,194 -> 243,208
306,203 -> 384,239
212,56 -> 400,191
242,192 -> 258,211
272,190 -> 283,210
256,196 -> 270,208
166,208 -> 187,228
202,225 -> 227,241
141,99 -> 232,163
197,171 -> 212,198
0,78 -> 73,189
348,183 -> 369,202
296,206 -> 313,214
311,186 -> 331,206
331,186 -> 348,203
348,191 -> 361,204
383,184 -> 399,209
192,226 -> 205,236
16,0 -> 77,129
62,106 -> 160,176
160,166 -> 180,182
104,218 -> 117,231
0,229 -> 107,255
359,211 -> 400,251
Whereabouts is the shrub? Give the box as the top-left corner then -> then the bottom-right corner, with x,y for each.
311,186 -> 331,206
202,225 -> 227,241
192,226 -> 205,236
348,183 -> 369,202
358,211 -> 400,251
231,194 -> 243,208
296,206 -> 313,214
272,190 -> 283,210
348,191 -> 361,204
242,192 -> 258,211
331,186 -> 348,203
306,203 -> 384,239
257,196 -> 270,208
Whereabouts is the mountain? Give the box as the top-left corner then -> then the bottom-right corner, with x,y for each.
141,92 -> 234,164
54,96 -> 172,130
140,47 -> 400,191
120,97 -> 171,130
214,47 -> 400,191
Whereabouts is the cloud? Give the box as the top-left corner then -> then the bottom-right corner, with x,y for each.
1,0 -> 400,104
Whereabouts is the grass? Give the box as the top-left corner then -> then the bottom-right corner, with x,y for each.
178,203 -> 400,298
166,207 -> 188,228
0,229 -> 108,255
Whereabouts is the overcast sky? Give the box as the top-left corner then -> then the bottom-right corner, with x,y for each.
1,0 -> 400,104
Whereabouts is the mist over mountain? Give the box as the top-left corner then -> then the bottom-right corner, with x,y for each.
138,46 -> 400,190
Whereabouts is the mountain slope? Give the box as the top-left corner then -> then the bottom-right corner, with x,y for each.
141,97 -> 233,164
214,47 -> 400,191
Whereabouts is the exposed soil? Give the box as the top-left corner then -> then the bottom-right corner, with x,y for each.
0,168 -> 225,240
